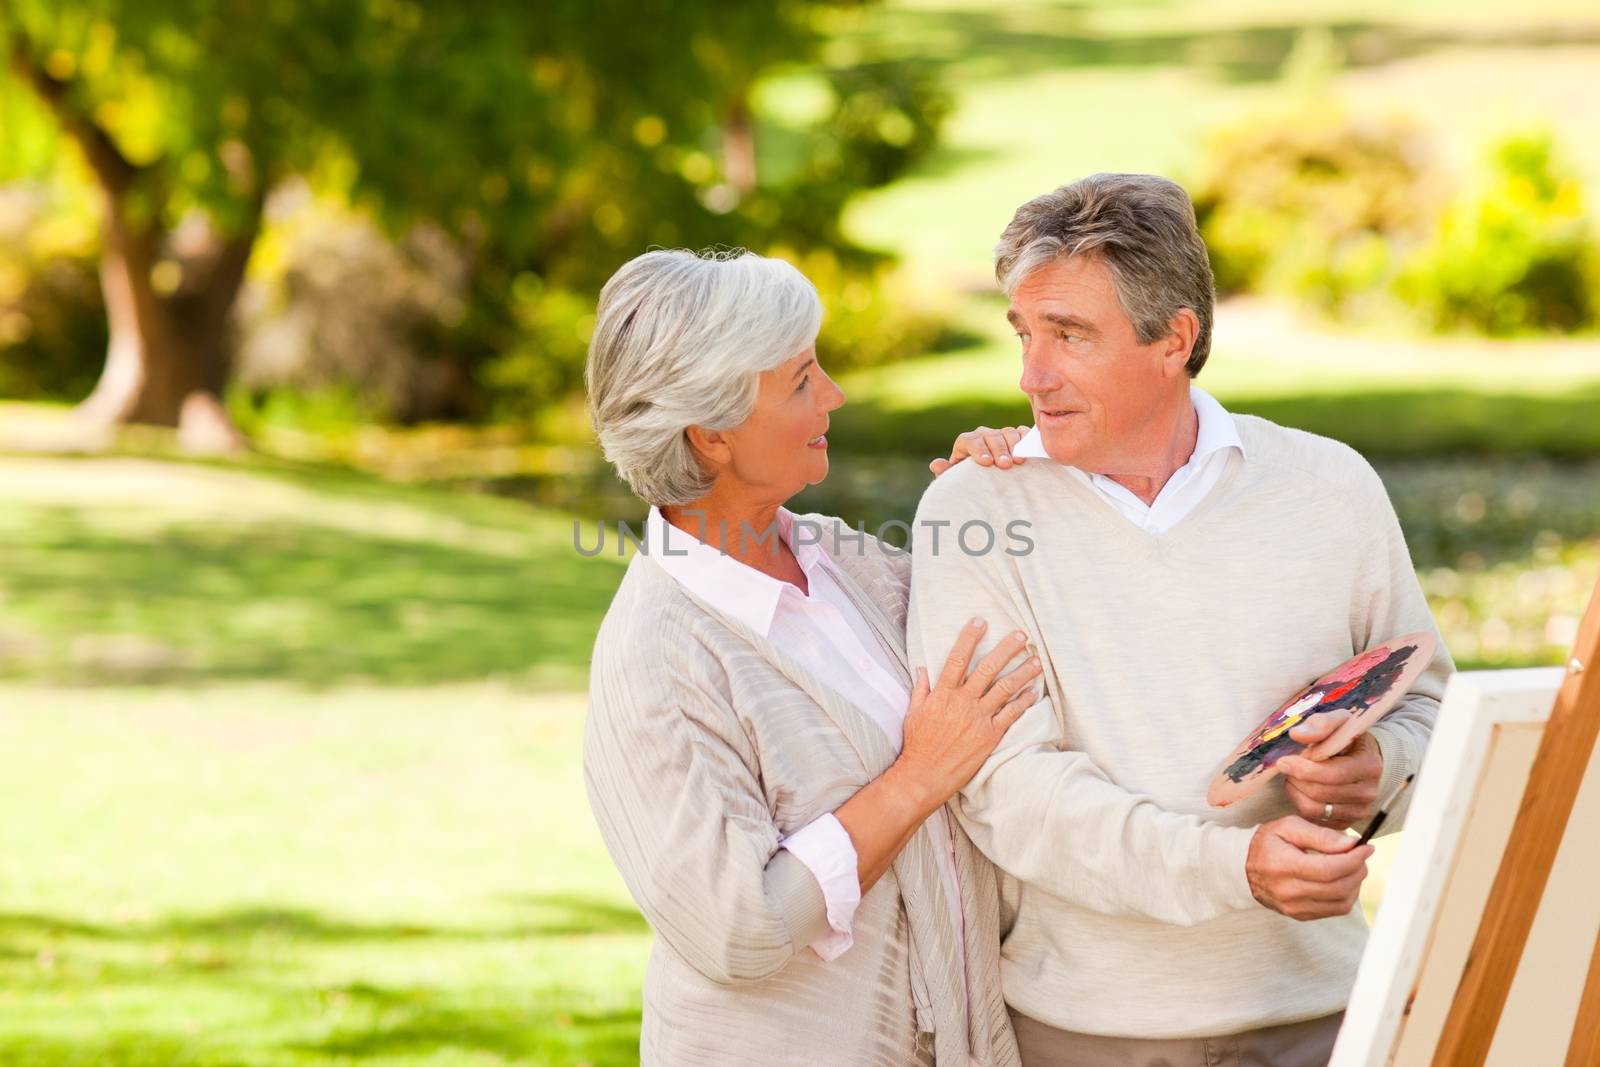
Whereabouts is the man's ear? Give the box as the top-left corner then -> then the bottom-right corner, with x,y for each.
1162,308 -> 1200,378
685,425 -> 732,472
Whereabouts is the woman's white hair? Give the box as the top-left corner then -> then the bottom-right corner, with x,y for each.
585,248 -> 823,507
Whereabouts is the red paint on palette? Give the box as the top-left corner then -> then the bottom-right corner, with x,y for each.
1206,631 -> 1438,808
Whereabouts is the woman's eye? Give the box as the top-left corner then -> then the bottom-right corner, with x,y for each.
795,375 -> 809,392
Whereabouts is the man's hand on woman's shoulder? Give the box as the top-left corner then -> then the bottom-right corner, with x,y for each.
931,425 -> 1031,476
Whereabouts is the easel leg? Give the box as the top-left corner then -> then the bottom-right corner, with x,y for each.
1432,576 -> 1600,1067
1567,922 -> 1600,1067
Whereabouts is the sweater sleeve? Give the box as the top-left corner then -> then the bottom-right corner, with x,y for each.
583,618 -> 831,985
906,477 -> 1260,927
1349,464 -> 1455,836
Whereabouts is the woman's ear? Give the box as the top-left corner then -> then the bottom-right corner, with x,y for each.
685,425 -> 733,471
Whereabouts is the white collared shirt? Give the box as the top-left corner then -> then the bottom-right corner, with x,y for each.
1013,385 -> 1246,534
643,506 -> 970,998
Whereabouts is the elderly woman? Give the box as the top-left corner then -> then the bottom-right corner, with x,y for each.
583,248 -> 1040,1067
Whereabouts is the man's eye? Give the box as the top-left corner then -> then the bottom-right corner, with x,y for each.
1015,333 -> 1029,345
1058,331 -> 1083,344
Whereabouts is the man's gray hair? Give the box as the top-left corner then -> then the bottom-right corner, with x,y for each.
585,248 -> 823,507
994,173 -> 1215,376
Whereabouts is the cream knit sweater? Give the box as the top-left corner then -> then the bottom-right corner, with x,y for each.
906,414 -> 1453,1040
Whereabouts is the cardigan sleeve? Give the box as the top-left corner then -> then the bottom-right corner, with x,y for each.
583,616 -> 832,986
778,813 -> 863,960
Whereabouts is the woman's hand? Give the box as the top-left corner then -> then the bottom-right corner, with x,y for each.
832,618 -> 1041,896
930,425 -> 1030,476
894,618 -> 1042,811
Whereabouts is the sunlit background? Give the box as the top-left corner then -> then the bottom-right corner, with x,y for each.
2,1 -> 1597,1064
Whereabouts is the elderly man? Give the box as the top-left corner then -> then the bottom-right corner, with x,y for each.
906,174 -> 1453,1067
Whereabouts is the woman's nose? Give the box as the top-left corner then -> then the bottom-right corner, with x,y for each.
822,373 -> 846,411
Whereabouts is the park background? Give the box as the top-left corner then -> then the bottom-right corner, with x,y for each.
2,1 -> 1598,1064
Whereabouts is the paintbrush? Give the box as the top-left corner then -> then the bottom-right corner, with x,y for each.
1354,773 -> 1416,847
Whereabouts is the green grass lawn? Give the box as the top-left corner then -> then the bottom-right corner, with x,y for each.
0,454 -> 644,1065
0,428 -> 1593,1063
0,683 -> 646,1067
0,453 -> 627,690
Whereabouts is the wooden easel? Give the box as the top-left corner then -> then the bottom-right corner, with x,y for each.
1430,574 -> 1600,1067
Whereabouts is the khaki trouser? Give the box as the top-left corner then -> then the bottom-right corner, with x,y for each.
1009,1008 -> 1344,1067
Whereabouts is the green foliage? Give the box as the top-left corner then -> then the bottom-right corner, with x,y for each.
802,248 -> 958,372
1191,108 -> 1600,336
812,61 -> 952,191
1,0 -> 953,416
225,383 -> 380,439
1399,134 -> 1597,335
1191,105 -> 1436,311
0,185 -> 104,399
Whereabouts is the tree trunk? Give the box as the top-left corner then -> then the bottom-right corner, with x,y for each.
7,28 -> 251,454
724,90 -> 757,194
76,208 -> 256,454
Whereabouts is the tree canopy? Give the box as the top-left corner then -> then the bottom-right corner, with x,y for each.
0,0 -> 947,442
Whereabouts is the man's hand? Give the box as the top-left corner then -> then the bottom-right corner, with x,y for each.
1246,816 -> 1374,921
1276,711 -> 1384,831
930,425 -> 1030,476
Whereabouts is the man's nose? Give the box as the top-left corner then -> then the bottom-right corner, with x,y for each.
1019,351 -> 1059,396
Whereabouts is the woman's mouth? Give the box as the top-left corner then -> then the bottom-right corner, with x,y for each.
807,434 -> 828,449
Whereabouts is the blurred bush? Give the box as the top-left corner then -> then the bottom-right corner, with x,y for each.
795,248 -> 956,372
1193,106 -> 1599,336
0,185 -> 106,400
1399,134 -> 1596,336
230,187 -> 476,425
1191,106 -> 1436,314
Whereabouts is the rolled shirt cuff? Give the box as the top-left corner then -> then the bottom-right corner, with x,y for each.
780,813 -> 862,961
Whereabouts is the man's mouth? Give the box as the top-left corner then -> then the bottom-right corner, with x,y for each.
1036,408 -> 1079,421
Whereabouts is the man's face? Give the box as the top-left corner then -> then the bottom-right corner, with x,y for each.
1008,255 -> 1183,474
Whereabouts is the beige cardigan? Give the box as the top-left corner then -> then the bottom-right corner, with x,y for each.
584,516 -> 1018,1067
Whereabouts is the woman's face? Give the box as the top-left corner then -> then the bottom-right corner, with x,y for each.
717,346 -> 845,503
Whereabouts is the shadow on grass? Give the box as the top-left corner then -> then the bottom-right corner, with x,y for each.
305,996 -> 641,1066
0,988 -> 641,1067
0,896 -> 647,947
0,504 -> 626,688
0,1034 -> 203,1067
0,898 -> 649,1065
872,7 -> 1600,86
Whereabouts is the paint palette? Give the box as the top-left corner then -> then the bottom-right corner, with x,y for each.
1206,632 -> 1438,808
